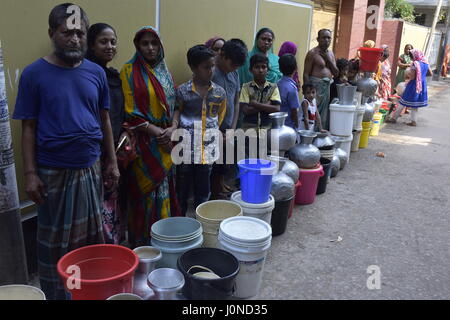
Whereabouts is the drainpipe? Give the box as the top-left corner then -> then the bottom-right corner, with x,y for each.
0,41 -> 29,285
424,0 -> 444,62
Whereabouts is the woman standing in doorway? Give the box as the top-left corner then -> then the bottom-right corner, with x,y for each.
120,26 -> 181,247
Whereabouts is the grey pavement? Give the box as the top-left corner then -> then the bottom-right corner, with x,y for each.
257,80 -> 450,300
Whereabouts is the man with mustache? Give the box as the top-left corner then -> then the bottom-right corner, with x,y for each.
13,3 -> 118,299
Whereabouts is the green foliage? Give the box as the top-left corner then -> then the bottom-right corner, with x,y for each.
385,0 -> 416,23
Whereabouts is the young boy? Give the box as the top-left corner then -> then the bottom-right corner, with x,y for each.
173,45 -> 227,215
210,39 -> 248,199
300,82 -> 325,132
240,53 -> 281,157
277,54 -> 300,129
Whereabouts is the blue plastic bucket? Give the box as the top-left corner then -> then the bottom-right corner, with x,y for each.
238,159 -> 276,204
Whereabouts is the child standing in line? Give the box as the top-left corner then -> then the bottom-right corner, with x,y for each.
173,45 -> 227,215
240,53 -> 281,158
277,53 -> 300,129
300,82 -> 325,132
330,58 -> 350,102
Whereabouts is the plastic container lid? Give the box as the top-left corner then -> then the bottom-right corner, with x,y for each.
330,104 -> 357,111
219,216 -> 272,244
151,217 -> 202,240
331,134 -> 354,142
231,191 -> 275,210
299,164 -> 323,172
237,159 -> 276,175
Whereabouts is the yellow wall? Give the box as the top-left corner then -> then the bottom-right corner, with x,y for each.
160,0 -> 257,84
311,10 -> 337,51
258,0 -> 313,82
0,0 -> 313,212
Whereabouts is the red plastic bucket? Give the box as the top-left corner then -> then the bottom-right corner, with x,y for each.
57,244 -> 139,300
288,181 -> 301,219
295,165 -> 324,205
358,47 -> 383,72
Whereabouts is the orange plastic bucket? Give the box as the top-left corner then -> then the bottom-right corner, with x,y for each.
359,47 -> 383,72
57,244 -> 139,300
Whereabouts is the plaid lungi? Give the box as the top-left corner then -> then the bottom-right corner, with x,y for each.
36,161 -> 105,300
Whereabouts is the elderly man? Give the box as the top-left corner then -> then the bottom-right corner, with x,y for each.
303,29 -> 339,130
13,3 -> 119,299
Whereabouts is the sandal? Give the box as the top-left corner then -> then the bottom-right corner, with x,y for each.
406,121 -> 417,127
385,118 -> 397,124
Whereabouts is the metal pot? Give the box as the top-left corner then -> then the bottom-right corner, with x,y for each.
267,112 -> 297,154
313,132 -> 335,150
357,72 -> 378,100
363,102 -> 375,122
147,268 -> 185,300
282,159 -> 300,183
289,130 -> 320,169
332,138 -> 349,170
270,171 -> 295,201
330,154 -> 340,178
133,246 -> 162,300
336,84 -> 357,105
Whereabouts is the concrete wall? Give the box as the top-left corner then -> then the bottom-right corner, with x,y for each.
381,19 -> 404,85
0,0 -> 313,212
335,0 -> 369,60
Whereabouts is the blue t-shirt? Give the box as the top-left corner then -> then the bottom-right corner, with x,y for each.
13,58 -> 110,169
277,76 -> 300,128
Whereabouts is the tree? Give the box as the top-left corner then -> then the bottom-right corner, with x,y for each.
384,0 -> 416,22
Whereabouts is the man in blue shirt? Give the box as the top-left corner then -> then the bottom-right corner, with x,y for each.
13,3 -> 119,300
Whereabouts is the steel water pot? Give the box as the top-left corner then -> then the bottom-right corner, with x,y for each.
267,112 -> 297,154
289,130 -> 320,169
313,132 -> 335,150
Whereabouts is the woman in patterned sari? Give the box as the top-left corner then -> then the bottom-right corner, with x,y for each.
120,26 -> 181,247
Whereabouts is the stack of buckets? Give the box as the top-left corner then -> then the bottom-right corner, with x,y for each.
351,92 -> 364,152
219,158 -> 276,298
329,84 -> 357,164
358,47 -> 384,148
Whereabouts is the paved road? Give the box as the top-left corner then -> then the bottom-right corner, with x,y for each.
258,80 -> 450,300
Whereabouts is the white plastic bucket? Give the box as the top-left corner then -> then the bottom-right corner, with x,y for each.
351,130 -> 362,152
353,106 -> 365,131
218,216 -> 272,298
231,191 -> 275,224
329,104 -> 356,137
332,134 -> 353,163
0,285 -> 46,300
151,217 -> 203,269
195,200 -> 243,248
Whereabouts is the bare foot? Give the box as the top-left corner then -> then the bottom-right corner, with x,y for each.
406,121 -> 417,127
385,118 -> 397,124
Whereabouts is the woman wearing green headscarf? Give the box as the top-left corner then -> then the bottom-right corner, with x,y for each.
238,27 -> 282,86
